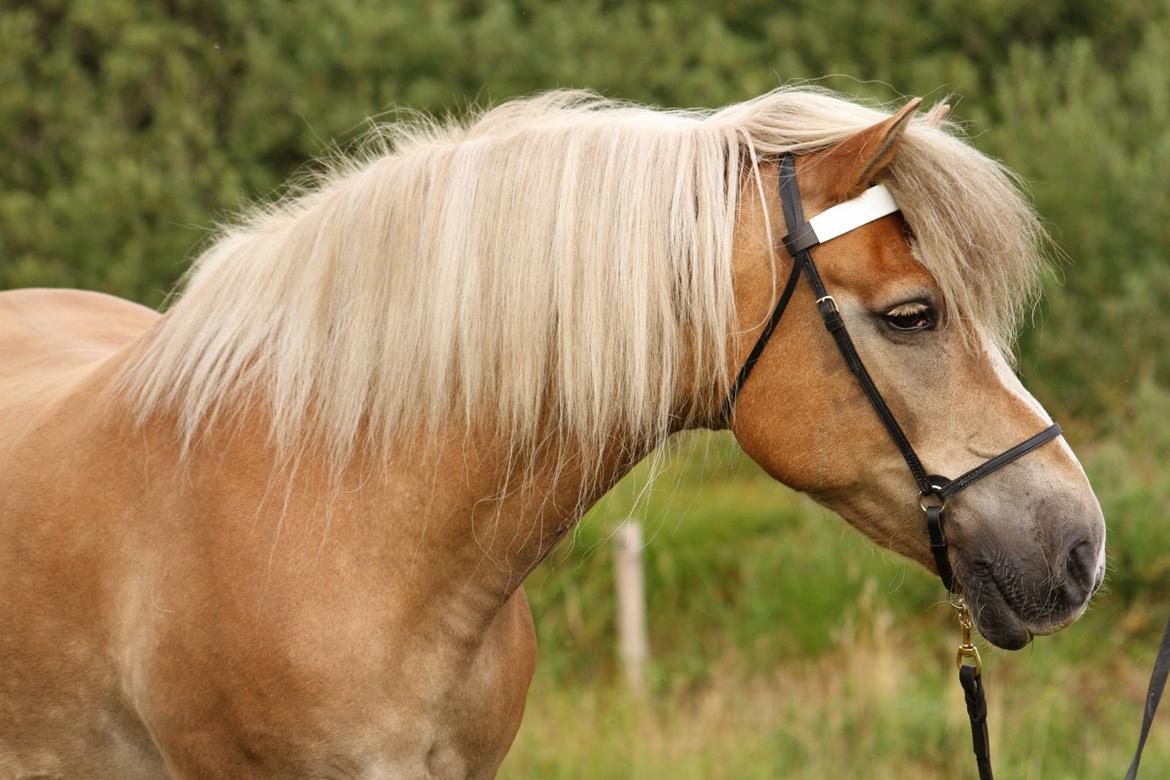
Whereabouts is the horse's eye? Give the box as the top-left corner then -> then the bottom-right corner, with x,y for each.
883,301 -> 936,332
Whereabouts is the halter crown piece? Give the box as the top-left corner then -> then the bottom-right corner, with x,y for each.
722,154 -> 1064,780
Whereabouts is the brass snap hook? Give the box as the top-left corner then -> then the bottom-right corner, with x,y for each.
954,603 -> 982,674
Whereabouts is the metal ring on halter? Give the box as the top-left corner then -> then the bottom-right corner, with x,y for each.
918,484 -> 947,512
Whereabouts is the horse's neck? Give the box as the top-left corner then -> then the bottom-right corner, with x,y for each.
65,306 -> 662,636
367,429 -> 647,601
157,413 -> 649,633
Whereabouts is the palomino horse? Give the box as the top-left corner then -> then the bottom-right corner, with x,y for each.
0,89 -> 1105,777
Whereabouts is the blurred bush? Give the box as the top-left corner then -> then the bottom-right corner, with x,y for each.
1,0 -> 1166,423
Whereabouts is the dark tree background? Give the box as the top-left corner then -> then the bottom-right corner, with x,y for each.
2,0 -> 1166,431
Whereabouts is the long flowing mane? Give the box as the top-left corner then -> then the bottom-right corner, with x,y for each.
119,88 -> 1047,475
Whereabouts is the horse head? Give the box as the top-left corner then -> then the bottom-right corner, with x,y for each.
726,101 -> 1106,650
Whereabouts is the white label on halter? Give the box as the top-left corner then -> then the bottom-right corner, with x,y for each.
809,184 -> 900,244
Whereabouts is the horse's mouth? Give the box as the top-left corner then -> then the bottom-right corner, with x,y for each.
961,557 -> 1101,650
963,575 -> 1034,651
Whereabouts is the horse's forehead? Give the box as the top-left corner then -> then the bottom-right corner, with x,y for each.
816,216 -> 937,301
735,163 -> 936,295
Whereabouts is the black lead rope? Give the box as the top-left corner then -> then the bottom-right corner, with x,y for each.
960,663 -> 994,780
1126,613 -> 1170,779
724,153 -> 1069,780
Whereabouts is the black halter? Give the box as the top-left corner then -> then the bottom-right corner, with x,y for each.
723,153 -> 1062,594
722,153 -> 1064,780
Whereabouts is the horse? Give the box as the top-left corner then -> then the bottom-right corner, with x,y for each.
0,88 -> 1105,778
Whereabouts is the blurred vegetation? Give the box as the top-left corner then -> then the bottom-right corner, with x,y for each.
1,0 -> 1167,422
507,435 -> 1170,778
2,1 -> 1169,776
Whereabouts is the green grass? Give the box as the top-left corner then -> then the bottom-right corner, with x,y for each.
501,416 -> 1170,778
504,616 -> 1169,779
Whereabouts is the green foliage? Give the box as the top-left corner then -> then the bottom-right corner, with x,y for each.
1,0 -> 1165,423
1085,381 -> 1170,602
531,437 -> 937,685
527,404 -> 1170,680
986,24 -> 1170,423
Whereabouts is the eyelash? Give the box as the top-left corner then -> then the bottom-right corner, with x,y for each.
883,302 -> 937,333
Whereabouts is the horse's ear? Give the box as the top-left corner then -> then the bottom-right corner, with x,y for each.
816,97 -> 922,202
923,101 -> 950,126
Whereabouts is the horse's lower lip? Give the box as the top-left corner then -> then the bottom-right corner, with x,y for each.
966,576 -> 1034,650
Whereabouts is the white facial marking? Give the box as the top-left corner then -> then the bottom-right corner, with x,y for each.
981,332 -> 1106,574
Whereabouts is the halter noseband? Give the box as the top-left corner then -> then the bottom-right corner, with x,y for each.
722,153 -> 1062,594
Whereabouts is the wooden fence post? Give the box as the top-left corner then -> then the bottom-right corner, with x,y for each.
614,520 -> 649,697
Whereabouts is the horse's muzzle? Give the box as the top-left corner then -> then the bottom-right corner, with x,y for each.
960,529 -> 1105,650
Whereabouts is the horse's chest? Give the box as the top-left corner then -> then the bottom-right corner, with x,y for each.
132,582 -> 536,778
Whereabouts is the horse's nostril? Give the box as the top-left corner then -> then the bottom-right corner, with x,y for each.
1063,537 -> 1100,602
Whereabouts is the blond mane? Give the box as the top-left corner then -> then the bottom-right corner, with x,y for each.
119,88 -> 1048,476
